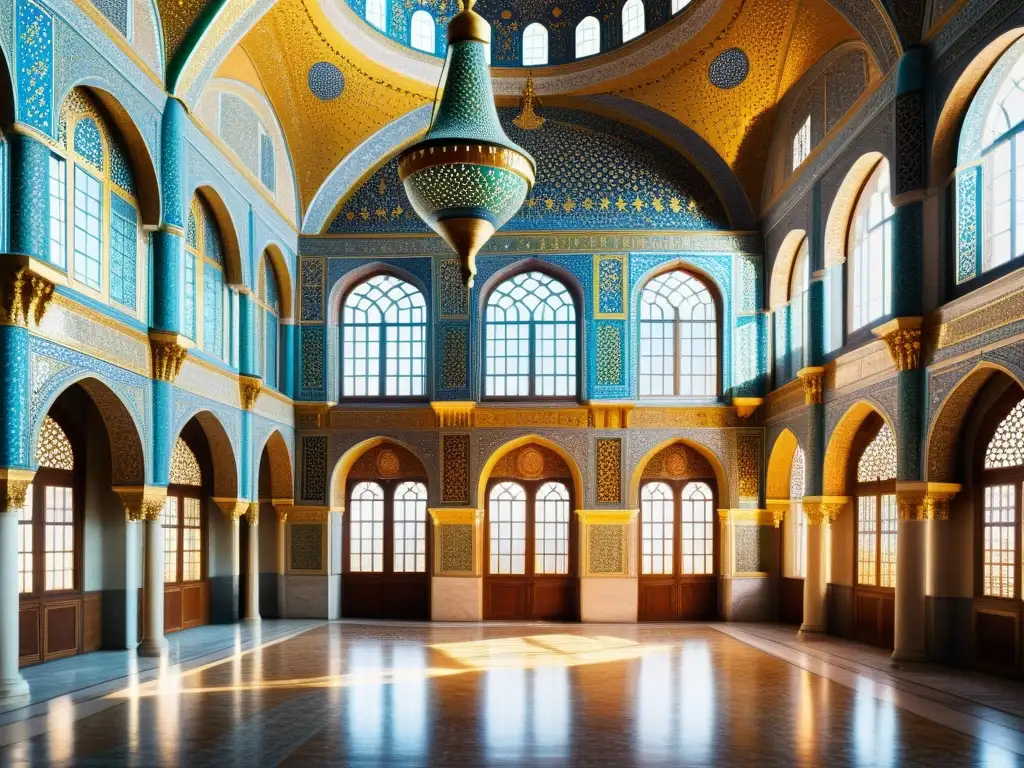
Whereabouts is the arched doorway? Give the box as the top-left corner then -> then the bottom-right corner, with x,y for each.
343,442 -> 430,620
637,442 -> 719,621
766,428 -> 805,625
484,443 -> 578,621
255,431 -> 292,618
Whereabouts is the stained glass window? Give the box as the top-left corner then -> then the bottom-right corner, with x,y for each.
857,422 -> 897,482
489,481 -> 527,575
981,50 -> 1024,271
484,271 -> 577,398
342,274 -> 427,398
535,482 -> 570,574
848,159 -> 893,331
622,0 -> 645,42
393,481 -> 427,573
411,10 -> 435,54
985,399 -> 1024,469
350,481 -> 385,573
169,437 -> 203,486
575,16 -> 599,58
641,482 -> 674,575
523,23 -> 548,66
639,270 -> 717,397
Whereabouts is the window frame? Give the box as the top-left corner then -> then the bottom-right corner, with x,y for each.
343,477 -> 430,576
523,23 -> 549,66
575,16 -> 600,59
184,196 -> 229,362
256,253 -> 281,391
365,0 -> 387,31
639,477 -> 718,579
410,10 -> 436,54
793,115 -> 812,170
484,477 -> 576,578
621,0 -> 646,43
481,270 -> 581,402
846,158 -> 894,334
851,420 -> 898,590
163,485 -> 207,587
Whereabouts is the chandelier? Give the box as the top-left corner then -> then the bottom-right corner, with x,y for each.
398,0 -> 536,288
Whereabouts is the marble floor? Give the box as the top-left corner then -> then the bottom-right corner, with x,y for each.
1,621 -> 1023,767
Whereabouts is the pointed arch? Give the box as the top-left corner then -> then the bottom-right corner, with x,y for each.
477,435 -> 584,512
769,229 -> 808,310
822,400 -> 895,497
628,437 -> 728,508
327,261 -> 429,326
174,410 -> 238,499
189,184 -> 243,285
258,429 -> 293,501
259,241 -> 294,321
329,437 -> 430,509
766,427 -> 801,500
823,151 -> 888,268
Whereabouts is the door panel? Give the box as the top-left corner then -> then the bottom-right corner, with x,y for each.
44,602 -> 80,658
639,580 -> 676,621
853,587 -> 894,648
532,578 -> 576,621
486,580 -> 531,620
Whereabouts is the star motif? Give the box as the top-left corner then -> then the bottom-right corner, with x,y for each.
562,197 -> 576,213
583,198 -> 594,210
632,196 -> 645,213
545,198 -> 555,210
652,197 -> 664,212
600,198 -> 611,210
670,197 -> 682,213
616,197 -> 627,212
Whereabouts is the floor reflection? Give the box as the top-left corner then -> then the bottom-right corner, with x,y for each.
1,623 -> 1019,767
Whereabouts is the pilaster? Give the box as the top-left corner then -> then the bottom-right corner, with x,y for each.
428,508 -> 484,620
577,509 -> 638,622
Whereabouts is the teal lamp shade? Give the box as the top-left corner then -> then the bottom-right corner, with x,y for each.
398,0 -> 536,288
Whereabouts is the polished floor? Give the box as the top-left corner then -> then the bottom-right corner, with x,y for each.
1,622 -> 1023,767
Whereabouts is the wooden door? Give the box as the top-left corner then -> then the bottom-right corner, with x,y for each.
162,486 -> 210,633
342,480 -> 430,620
484,478 -> 578,621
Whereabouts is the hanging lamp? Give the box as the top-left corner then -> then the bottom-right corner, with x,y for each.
398,0 -> 536,288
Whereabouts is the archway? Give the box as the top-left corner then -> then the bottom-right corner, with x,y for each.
253,430 -> 293,619
766,428 -> 806,625
478,437 -> 583,621
632,441 -> 721,621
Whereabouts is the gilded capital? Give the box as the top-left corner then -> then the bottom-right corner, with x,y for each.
213,498 -> 250,520
431,402 -> 475,428
766,498 -> 789,528
802,496 -> 848,525
0,468 -> 37,511
0,263 -> 56,328
872,318 -> 923,371
895,482 -> 960,521
114,486 -> 168,522
239,376 -> 262,411
733,397 -> 764,419
246,501 -> 260,526
797,367 -> 825,405
150,332 -> 191,383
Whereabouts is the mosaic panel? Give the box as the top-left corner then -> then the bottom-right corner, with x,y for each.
290,524 -> 324,571
956,168 -> 980,284
596,438 -> 622,505
441,434 -> 471,505
438,259 -> 469,318
708,48 -> 750,90
300,325 -> 325,398
737,433 -> 760,500
89,0 -> 129,37
895,92 -> 926,195
301,435 -> 328,503
36,415 -> 74,471
588,525 -> 624,574
300,259 -> 325,322
734,525 -> 771,573
825,49 -> 868,131
440,326 -> 469,391
328,108 -> 727,234
16,0 -> 54,135
596,256 -> 626,317
595,322 -> 624,387
438,524 -> 474,574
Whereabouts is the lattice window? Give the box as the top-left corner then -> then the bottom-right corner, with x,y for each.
18,487 -> 33,594
411,10 -> 435,54
848,159 -> 893,331
681,481 -> 714,575
489,481 -> 527,575
366,0 -> 386,30
350,481 -> 385,572
790,445 -> 805,498
985,399 -> 1024,469
575,16 -> 599,58
535,482 -> 569,575
393,481 -> 427,573
983,484 -> 1016,598
484,271 -> 577,398
639,270 -> 717,397
641,482 -> 673,575
621,0 -> 645,42
788,446 -> 806,578
857,422 -> 897,483
342,274 -> 427,398
523,23 -> 548,66
857,495 -> 878,585
162,497 -> 180,584
170,437 -> 202,486
793,116 -> 812,169
44,485 -> 74,591
36,415 -> 74,471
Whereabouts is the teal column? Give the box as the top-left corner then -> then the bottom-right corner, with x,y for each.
151,380 -> 173,486
239,292 -> 258,378
7,132 -> 50,263
0,327 -> 30,469
281,324 -> 297,400
153,98 -> 187,334
241,409 -> 253,499
804,180 -> 827,498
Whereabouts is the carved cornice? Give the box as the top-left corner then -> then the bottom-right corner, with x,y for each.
895,482 -> 961,521
431,402 -> 475,428
576,509 -> 638,524
239,376 -> 262,411
717,508 -> 774,525
802,496 -> 849,525
277,505 -> 335,523
428,507 -> 483,525
0,468 -> 36,511
872,317 -> 922,371
113,485 -> 168,522
149,332 -> 192,383
0,261 -> 57,328
797,366 -> 826,405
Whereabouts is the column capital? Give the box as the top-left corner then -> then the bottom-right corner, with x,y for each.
802,496 -> 849,525
765,498 -> 790,527
732,397 -> 764,419
0,258 -> 58,329
113,485 -> 167,521
894,482 -> 961,521
239,376 -> 262,410
245,501 -> 260,526
0,468 -> 36,511
872,317 -> 923,371
212,497 -> 250,520
797,367 -> 826,405
149,331 -> 192,382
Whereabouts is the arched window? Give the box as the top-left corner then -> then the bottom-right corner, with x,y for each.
793,115 -> 812,168
671,0 -> 691,12
981,52 -> 1024,271
185,196 -> 228,361
622,0 -> 645,43
486,479 -> 571,577
523,23 -> 548,66
366,0 -> 386,31
256,253 -> 281,390
393,481 -> 428,573
640,482 -> 673,575
484,271 -> 577,399
638,270 -> 717,398
342,274 -> 427,398
641,480 -> 714,576
575,16 -> 600,58
981,399 -> 1024,598
164,437 -> 204,587
49,89 -> 140,312
411,10 -> 435,54
789,238 -> 810,371
787,446 -> 806,578
488,481 -> 527,575
535,481 -> 570,574
855,421 -> 897,588
848,159 -> 893,332
349,481 -> 385,572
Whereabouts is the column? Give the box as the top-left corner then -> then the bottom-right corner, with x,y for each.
137,489 -> 169,657
577,510 -> 638,622
152,98 -> 187,336
428,508 -> 484,620
245,503 -> 260,621
276,505 -> 288,618
0,472 -> 34,702
799,498 -> 844,635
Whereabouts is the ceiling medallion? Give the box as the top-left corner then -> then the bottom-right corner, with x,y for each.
377,449 -> 401,477
308,62 -> 345,101
708,48 -> 749,90
398,0 -> 536,288
517,448 -> 545,479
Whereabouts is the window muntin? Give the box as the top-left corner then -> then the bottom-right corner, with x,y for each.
793,116 -> 812,169
622,0 -> 645,42
535,482 -> 570,575
44,485 -> 75,592
641,481 -> 674,575
342,274 -> 427,398
671,0 -> 691,12
848,159 -> 893,332
162,496 -> 180,584
350,481 -> 385,573
48,155 -> 66,269
857,495 -> 878,585
73,168 -> 103,290
484,271 -> 577,399
393,481 -> 427,573
182,498 -> 202,582
681,482 -> 714,575
575,16 -> 600,58
523,23 -> 548,66
985,399 -> 1024,469
411,11 -> 435,53
366,0 -> 386,31
639,270 -> 717,398
109,194 -> 138,309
